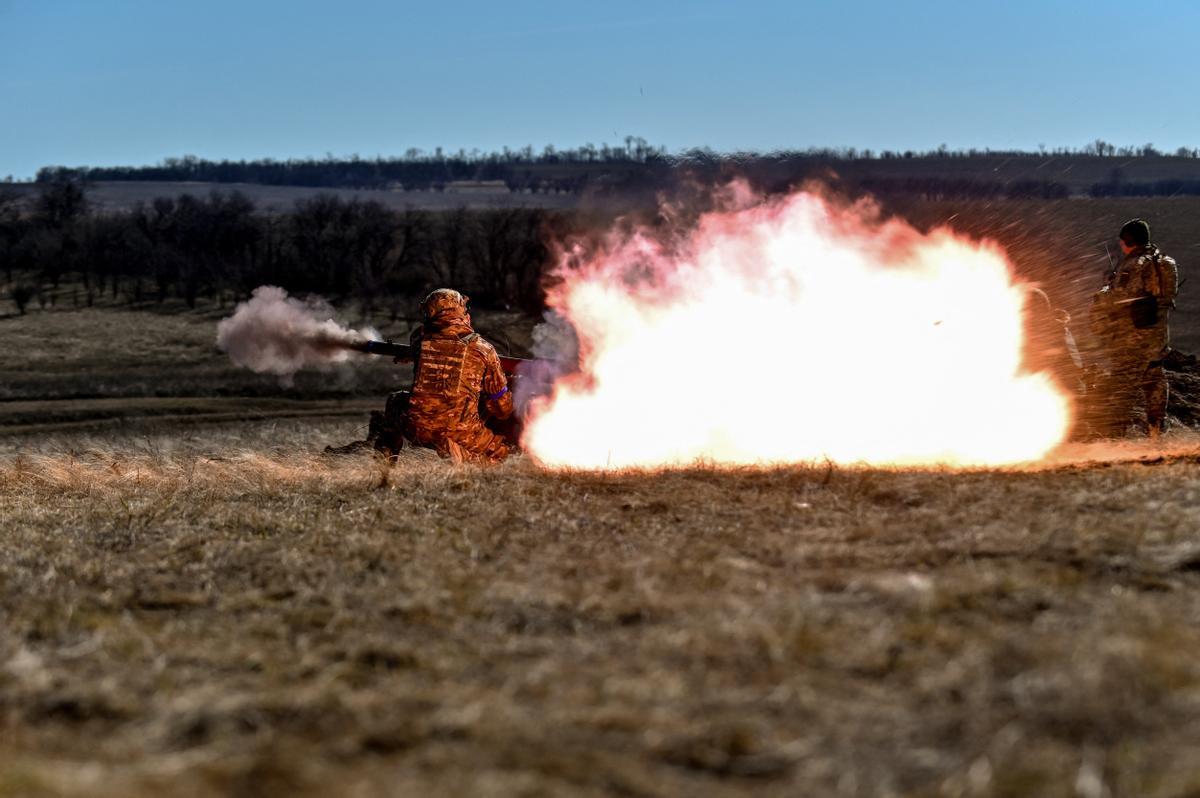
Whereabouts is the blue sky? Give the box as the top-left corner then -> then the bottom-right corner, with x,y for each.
1,0 -> 1198,179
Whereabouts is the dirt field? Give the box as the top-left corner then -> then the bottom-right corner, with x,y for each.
3,286 -> 1200,796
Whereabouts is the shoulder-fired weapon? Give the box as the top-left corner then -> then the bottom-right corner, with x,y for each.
351,339 -> 530,375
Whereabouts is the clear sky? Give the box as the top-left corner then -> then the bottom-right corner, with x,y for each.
1,0 -> 1198,179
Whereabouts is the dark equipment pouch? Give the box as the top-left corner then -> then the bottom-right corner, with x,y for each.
1129,295 -> 1159,329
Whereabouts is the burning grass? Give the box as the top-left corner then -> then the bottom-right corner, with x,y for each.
3,421 -> 1200,796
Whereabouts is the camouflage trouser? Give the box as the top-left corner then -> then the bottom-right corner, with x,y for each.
1102,354 -> 1168,436
404,414 -> 511,464
370,390 -> 514,463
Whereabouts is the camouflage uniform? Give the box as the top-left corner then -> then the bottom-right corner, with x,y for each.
1090,242 -> 1178,435
401,289 -> 514,463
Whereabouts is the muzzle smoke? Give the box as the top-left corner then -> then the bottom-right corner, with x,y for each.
217,286 -> 378,378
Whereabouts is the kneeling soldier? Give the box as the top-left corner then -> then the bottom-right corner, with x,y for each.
341,289 -> 514,462
400,288 -> 514,462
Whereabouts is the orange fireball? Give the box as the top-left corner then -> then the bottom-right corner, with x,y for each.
523,189 -> 1072,469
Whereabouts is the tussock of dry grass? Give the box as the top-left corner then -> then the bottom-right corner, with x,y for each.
3,421 -> 1200,796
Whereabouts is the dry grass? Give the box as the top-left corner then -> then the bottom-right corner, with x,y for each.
2,202 -> 1199,795
3,421 -> 1200,797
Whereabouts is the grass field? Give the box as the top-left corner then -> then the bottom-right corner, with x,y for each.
3,422 -> 1200,797
2,315 -> 1200,797
0,302 -> 400,400
3,195 -> 1200,796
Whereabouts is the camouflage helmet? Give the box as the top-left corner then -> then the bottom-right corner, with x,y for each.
421,288 -> 469,321
1119,218 -> 1151,248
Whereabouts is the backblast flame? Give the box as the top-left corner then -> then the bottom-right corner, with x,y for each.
522,189 -> 1072,469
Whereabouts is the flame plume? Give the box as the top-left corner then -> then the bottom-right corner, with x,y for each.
523,189 -> 1072,469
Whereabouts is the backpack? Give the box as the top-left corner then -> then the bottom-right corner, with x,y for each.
1129,251 -> 1178,329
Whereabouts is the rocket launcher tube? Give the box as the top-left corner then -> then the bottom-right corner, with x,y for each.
351,339 -> 530,375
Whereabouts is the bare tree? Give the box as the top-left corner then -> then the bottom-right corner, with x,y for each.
429,207 -> 474,289
0,189 -> 24,283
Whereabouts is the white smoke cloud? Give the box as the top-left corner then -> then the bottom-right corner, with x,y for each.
216,286 -> 379,378
530,310 -> 579,363
513,310 -> 578,417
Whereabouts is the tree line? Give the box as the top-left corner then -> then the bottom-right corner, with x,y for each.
6,142 -> 1199,317
30,139 -> 1200,195
0,181 -> 577,316
34,138 -> 668,192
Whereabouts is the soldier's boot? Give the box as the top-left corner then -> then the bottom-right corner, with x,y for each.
1146,365 -> 1169,437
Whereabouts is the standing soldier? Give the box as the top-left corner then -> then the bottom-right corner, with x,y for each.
1089,219 -> 1179,436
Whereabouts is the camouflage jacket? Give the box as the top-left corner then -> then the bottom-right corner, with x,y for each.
406,321 -> 514,438
1091,244 -> 1179,351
